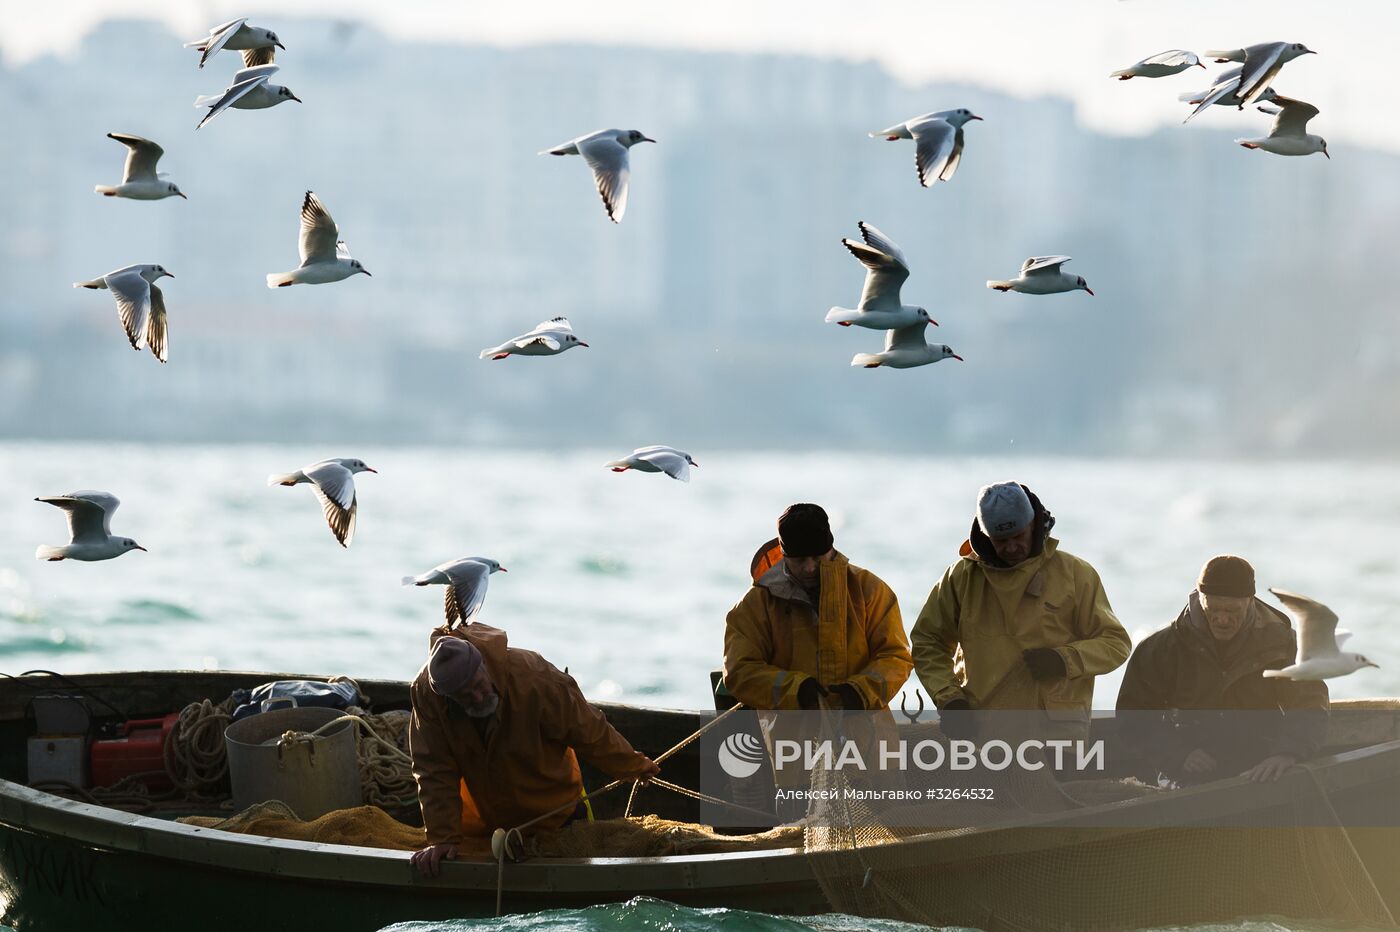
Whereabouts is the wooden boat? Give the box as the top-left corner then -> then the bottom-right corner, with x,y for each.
0,670 -> 1397,932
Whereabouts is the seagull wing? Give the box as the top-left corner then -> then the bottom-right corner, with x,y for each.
1267,95 -> 1320,138
298,191 -> 341,265
856,221 -> 909,270
241,46 -> 277,68
514,334 -> 561,351
146,284 -> 169,363
632,445 -> 683,455
635,450 -> 691,482
305,461 -> 357,547
109,133 -> 164,183
1269,588 -> 1341,660
1022,255 -> 1072,275
1237,42 -> 1286,106
196,18 -> 247,68
38,492 -> 118,543
196,70 -> 274,129
842,238 -> 908,312
106,270 -> 151,351
910,118 -> 957,187
1145,49 -> 1199,67
1183,73 -> 1243,121
577,135 -> 631,223
443,560 -> 493,625
529,317 -> 572,333
940,128 -> 967,182
885,322 -> 929,352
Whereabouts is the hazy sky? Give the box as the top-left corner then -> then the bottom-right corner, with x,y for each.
4,1 -> 1392,151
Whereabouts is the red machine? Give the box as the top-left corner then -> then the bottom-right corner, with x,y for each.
89,714 -> 179,790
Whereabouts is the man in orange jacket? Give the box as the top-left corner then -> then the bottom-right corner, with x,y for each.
409,625 -> 659,876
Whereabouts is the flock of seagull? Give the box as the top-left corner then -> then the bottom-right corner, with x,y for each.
35,24 -> 1343,646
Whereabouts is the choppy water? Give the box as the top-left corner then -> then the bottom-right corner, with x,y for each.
377,898 -> 1387,932
2,442 -> 1397,708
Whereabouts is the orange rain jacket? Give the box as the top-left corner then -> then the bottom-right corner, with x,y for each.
409,624 -> 653,844
722,551 -> 913,710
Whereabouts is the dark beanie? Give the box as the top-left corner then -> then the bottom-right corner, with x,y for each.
1197,555 -> 1255,598
777,503 -> 834,558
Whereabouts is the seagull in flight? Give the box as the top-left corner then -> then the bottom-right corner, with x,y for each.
35,492 -> 146,562
1263,588 -> 1378,680
268,458 -> 378,547
869,109 -> 983,187
826,222 -> 937,331
403,558 -> 507,628
540,128 -> 656,223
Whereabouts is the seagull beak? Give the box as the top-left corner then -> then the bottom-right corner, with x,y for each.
1323,149 -> 1331,160
952,354 -> 965,362
290,93 -> 302,104
641,136 -> 657,144
135,545 -> 148,552
178,192 -> 188,200
276,40 -> 286,50
1085,287 -> 1095,296
927,318 -> 939,327
365,467 -> 378,474
498,567 -> 508,573
1196,62 -> 1207,69
360,269 -> 372,276
970,115 -> 984,121
1366,661 -> 1380,668
579,342 -> 590,347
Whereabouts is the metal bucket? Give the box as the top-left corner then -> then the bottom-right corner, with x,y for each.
224,703 -> 361,819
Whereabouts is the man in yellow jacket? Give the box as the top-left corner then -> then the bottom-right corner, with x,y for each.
724,503 -> 913,712
911,482 -> 1130,727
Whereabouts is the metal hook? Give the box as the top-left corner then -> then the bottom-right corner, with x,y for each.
900,689 -> 926,724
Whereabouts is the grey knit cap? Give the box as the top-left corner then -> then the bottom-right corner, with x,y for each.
976,481 -> 1034,538
428,636 -> 482,696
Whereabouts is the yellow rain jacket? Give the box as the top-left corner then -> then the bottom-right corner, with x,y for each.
723,551 -> 913,710
912,523 -> 1130,716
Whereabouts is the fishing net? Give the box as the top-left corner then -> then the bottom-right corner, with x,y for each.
179,802 -> 801,858
801,700 -> 1400,931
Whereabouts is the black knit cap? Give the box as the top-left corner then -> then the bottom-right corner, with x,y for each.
778,503 -> 834,558
1197,555 -> 1255,598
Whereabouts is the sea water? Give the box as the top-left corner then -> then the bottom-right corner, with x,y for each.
1,442 -> 1396,707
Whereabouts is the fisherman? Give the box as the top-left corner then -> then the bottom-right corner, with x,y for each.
408,625 -> 659,876
723,503 -> 913,713
911,481 -> 1130,734
1115,555 -> 1329,784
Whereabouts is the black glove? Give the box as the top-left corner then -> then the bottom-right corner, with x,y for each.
1023,648 -> 1067,682
939,698 -> 977,740
797,678 -> 829,710
829,683 -> 864,711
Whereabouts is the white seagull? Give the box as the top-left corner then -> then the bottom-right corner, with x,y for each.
35,492 -> 146,562
266,191 -> 371,287
826,222 -> 937,331
1238,96 -> 1329,159
402,557 -> 507,628
95,133 -> 186,201
195,64 -> 300,129
540,128 -> 656,223
183,18 -> 284,69
479,317 -> 589,360
1203,41 -> 1316,107
73,264 -> 173,362
1110,50 -> 1205,80
987,256 -> 1094,296
1262,588 -> 1378,681
605,446 -> 698,482
268,458 -> 378,548
1180,66 -> 1279,123
869,109 -> 983,188
851,324 -> 962,370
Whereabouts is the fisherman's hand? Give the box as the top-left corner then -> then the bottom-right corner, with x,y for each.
1243,754 -> 1297,783
829,683 -> 865,711
797,677 -> 829,710
1181,748 -> 1217,775
636,756 -> 661,783
938,699 -> 977,741
411,842 -> 459,878
1022,648 -> 1068,682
